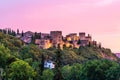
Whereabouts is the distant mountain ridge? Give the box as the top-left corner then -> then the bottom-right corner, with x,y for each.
115,53 -> 120,58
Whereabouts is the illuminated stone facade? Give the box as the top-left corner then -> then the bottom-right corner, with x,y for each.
50,31 -> 63,47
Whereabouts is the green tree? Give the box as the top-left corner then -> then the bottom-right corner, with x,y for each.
53,45 -> 63,80
6,60 -> 36,80
70,63 -> 82,80
62,64 -> 83,80
40,54 -> 45,76
80,59 -> 119,80
11,30 -> 16,36
106,64 -> 120,80
19,44 -> 41,61
0,44 -> 11,68
13,39 -> 23,48
62,65 -> 71,80
41,69 -> 54,80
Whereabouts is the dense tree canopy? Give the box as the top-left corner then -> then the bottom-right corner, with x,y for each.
41,69 -> 54,80
80,59 -> 120,80
5,60 -> 36,80
0,44 -> 11,68
0,31 -> 120,80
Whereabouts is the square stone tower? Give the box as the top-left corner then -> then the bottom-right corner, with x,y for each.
50,31 -> 63,47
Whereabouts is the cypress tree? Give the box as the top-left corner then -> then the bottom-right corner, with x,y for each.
22,30 -> 24,37
17,29 -> 19,35
40,54 -> 45,76
53,44 -> 63,80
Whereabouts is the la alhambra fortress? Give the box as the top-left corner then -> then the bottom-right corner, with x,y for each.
16,31 -> 101,49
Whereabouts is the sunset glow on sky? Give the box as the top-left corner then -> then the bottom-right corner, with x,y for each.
0,0 -> 120,53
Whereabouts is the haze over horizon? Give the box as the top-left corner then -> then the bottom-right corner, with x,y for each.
0,0 -> 120,53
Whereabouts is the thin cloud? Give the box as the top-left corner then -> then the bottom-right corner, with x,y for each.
96,0 -> 119,6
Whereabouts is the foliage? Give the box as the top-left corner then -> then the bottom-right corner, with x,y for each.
0,32 -> 23,52
5,60 -> 36,80
0,44 -> 11,68
62,63 -> 83,80
106,64 -> 120,80
53,47 -> 64,80
19,44 -> 41,61
41,69 -> 54,80
61,65 -> 72,80
0,31 -> 120,80
80,59 -> 120,80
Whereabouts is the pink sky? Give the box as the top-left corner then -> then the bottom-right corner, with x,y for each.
0,0 -> 120,52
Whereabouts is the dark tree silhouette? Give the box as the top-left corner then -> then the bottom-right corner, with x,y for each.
22,30 -> 24,37
17,29 -> 19,35
53,44 -> 63,80
40,54 -> 45,76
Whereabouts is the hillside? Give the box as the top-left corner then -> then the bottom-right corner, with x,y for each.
42,46 -> 119,65
0,32 -> 120,80
115,53 -> 120,58
0,32 -> 23,51
0,32 -> 119,65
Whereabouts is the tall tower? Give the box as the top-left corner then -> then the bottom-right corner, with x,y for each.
50,31 -> 63,47
79,32 -> 86,40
